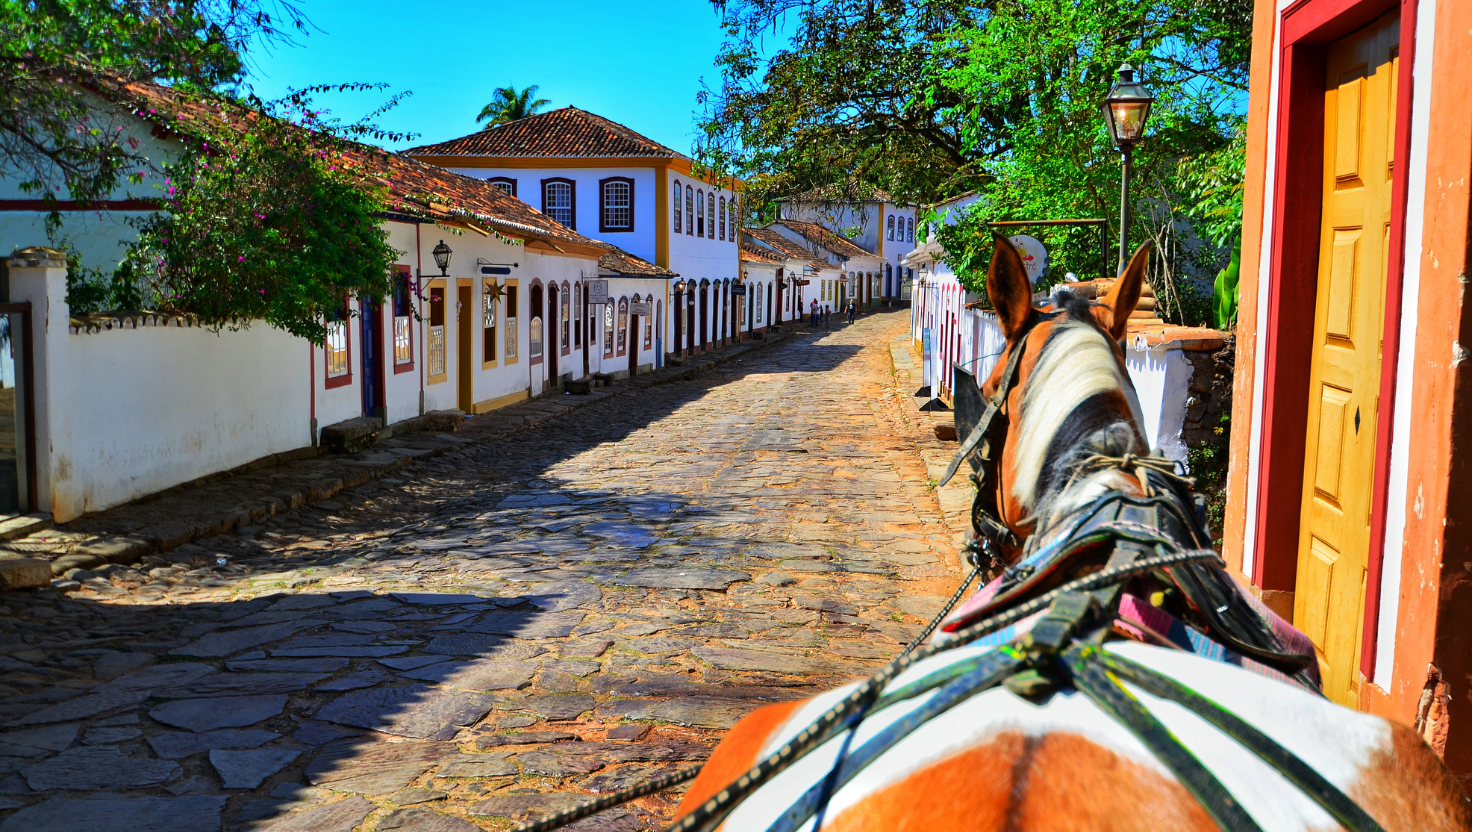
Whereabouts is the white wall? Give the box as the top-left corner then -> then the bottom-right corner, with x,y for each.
10,258 -> 309,522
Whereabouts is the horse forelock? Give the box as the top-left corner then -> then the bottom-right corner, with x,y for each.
1011,315 -> 1146,515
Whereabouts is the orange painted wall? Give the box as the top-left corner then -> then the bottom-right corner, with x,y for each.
1222,0 -> 1283,577
1361,0 -> 1472,782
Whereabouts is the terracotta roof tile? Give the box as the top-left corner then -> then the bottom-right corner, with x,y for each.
103,79 -> 622,253
742,229 -> 823,266
598,245 -> 677,277
772,220 -> 874,259
740,240 -> 785,265
405,107 -> 686,160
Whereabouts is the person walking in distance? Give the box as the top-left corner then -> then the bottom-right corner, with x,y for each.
809,298 -> 818,325
846,301 -> 856,324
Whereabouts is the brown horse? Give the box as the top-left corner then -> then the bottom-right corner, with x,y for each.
673,239 -> 1471,832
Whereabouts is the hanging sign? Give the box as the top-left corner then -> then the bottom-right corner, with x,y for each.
588,280 -> 609,304
629,302 -> 650,316
1007,235 -> 1049,286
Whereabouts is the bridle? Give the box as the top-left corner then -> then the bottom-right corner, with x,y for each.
938,313 -> 1054,572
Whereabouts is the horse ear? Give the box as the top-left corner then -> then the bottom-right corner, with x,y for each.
987,234 -> 1035,339
1099,242 -> 1152,342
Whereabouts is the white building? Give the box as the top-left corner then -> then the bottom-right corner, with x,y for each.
777,189 -> 919,303
0,80 -> 668,521
405,107 -> 746,360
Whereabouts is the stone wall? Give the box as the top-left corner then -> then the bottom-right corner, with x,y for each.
1181,334 -> 1235,449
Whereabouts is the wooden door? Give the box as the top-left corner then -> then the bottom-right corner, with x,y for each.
456,284 -> 473,412
1294,11 -> 1398,707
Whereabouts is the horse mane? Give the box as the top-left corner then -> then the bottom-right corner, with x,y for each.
1013,291 -> 1148,526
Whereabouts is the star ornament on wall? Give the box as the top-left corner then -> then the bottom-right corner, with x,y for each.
483,281 -> 506,303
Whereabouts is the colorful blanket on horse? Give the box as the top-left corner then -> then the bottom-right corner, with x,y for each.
936,498 -> 1323,694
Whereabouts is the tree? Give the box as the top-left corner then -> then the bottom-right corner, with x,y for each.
699,0 -> 1252,324
476,85 -> 551,128
0,0 -> 307,213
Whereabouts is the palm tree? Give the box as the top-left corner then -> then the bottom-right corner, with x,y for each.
476,85 -> 551,129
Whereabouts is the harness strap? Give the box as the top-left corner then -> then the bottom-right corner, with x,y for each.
939,324 -> 1037,489
1100,652 -> 1386,832
1065,644 -> 1265,832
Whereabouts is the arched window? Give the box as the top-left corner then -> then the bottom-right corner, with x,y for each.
542,179 -> 574,229
560,281 -> 571,351
756,284 -> 763,324
644,295 -> 653,348
729,197 -> 738,239
573,282 -> 581,348
887,215 -> 895,241
672,181 -> 682,233
718,196 -> 726,240
707,193 -> 716,240
907,217 -> 915,242
696,190 -> 705,237
685,186 -> 694,236
603,303 -> 614,356
529,283 -> 544,359
617,298 -> 629,354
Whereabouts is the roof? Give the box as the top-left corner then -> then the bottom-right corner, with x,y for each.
740,240 -> 786,266
101,78 -> 620,253
742,229 -> 824,267
598,245 -> 678,278
772,220 -> 874,260
778,184 -> 899,206
405,107 -> 686,160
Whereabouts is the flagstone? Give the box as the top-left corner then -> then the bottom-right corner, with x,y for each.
150,695 -> 288,732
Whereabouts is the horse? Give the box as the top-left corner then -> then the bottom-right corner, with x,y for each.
669,238 -> 1472,832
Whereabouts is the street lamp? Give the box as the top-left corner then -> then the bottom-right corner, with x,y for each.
1102,63 -> 1154,275
431,240 -> 453,276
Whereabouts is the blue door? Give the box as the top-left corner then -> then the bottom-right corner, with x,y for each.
361,300 -> 381,417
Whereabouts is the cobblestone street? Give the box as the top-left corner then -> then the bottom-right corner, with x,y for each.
0,310 -> 966,832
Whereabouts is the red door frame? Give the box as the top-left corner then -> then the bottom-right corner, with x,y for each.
1252,0 -> 1418,681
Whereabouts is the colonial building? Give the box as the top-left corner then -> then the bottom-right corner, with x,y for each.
404,108 -> 742,359
767,219 -> 881,312
741,228 -> 842,324
1225,0 -> 1472,776
0,79 -> 667,522
777,189 -> 919,304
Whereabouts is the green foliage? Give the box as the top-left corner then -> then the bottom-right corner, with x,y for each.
476,85 -> 551,128
1186,411 -> 1232,545
1178,127 -> 1247,249
1212,242 -> 1241,330
122,86 -> 409,343
700,0 -> 1250,305
0,0 -> 305,212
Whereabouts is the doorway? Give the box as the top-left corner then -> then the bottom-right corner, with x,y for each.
628,311 -> 640,377
547,282 -> 560,385
699,282 -> 709,352
1292,10 -> 1398,708
360,299 -> 384,419
456,284 -> 473,412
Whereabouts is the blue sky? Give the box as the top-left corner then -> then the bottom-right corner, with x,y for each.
244,0 -> 733,153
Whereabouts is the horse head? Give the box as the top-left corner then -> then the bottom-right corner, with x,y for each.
957,234 -> 1153,564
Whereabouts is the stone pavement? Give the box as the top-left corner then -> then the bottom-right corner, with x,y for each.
0,309 -> 969,832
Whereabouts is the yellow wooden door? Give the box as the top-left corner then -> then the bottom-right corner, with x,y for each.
1294,11 -> 1399,707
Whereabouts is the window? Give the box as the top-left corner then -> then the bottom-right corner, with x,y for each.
392,268 -> 413,371
560,281 -> 571,351
907,217 -> 915,242
488,177 -> 517,198
696,190 -> 705,237
617,298 -> 629,354
685,186 -> 694,236
756,284 -> 764,324
529,283 -> 544,360
672,181 -> 682,233
504,284 -> 518,360
729,197 -> 738,240
644,296 -> 653,348
573,283 -> 582,348
600,177 -> 634,232
542,178 -> 575,228
603,303 -> 614,356
482,280 -> 497,363
707,193 -> 716,240
325,300 -> 350,387
718,196 -> 726,240
428,286 -> 446,379
887,215 -> 895,241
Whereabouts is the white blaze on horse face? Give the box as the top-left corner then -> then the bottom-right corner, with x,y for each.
1012,319 -> 1147,511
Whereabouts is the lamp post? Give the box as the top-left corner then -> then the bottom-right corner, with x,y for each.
431,240 -> 453,276
1101,63 -> 1155,275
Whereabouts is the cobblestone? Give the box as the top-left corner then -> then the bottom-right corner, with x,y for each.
0,310 -> 969,830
